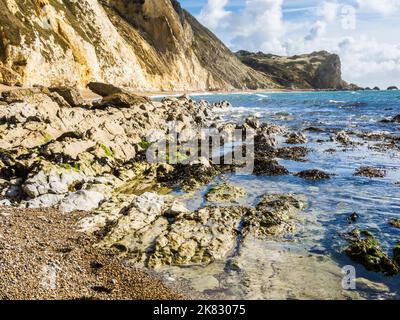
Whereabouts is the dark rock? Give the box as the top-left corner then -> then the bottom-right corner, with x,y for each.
286,132 -> 307,144
348,212 -> 359,223
373,87 -> 381,91
94,93 -> 151,109
387,86 -> 398,90
295,169 -> 331,180
158,162 -> 220,191
393,242 -> 400,266
88,82 -> 125,97
245,116 -> 260,129
389,219 -> 400,229
253,157 -> 289,176
354,167 -> 386,178
275,146 -> 310,162
392,115 -> 400,123
344,229 -> 399,276
49,86 -> 84,107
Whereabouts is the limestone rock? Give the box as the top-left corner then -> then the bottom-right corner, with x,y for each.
49,87 -> 84,107
206,183 -> 246,203
88,82 -> 125,97
244,194 -> 307,237
59,190 -> 105,213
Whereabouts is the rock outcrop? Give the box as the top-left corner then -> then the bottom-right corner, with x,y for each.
236,50 -> 358,90
0,0 -> 273,91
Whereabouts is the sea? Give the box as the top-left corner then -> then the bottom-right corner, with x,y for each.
156,90 -> 400,300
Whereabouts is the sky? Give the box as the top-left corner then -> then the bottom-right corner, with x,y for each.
179,0 -> 400,88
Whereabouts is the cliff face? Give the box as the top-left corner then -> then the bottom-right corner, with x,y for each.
0,0 -> 274,91
236,50 -> 355,90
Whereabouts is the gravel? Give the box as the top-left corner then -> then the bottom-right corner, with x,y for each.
0,206 -> 186,300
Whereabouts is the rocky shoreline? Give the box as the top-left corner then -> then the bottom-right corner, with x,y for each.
1,85 -> 400,299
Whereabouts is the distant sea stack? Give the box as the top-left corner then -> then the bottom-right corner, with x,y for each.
0,0 -> 274,91
236,50 -> 359,90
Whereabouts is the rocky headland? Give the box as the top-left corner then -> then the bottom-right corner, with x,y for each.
236,50 -> 360,90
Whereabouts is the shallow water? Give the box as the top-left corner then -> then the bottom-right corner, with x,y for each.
161,91 -> 400,300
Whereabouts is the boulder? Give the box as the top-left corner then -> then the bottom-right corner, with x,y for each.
354,167 -> 386,178
344,229 -> 399,276
295,169 -> 331,180
59,190 -> 105,213
49,86 -> 84,107
87,82 -> 125,97
95,92 -> 151,109
275,146 -> 310,162
286,132 -> 307,144
253,157 -> 289,176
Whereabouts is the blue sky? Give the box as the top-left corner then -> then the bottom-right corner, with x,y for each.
179,0 -> 400,88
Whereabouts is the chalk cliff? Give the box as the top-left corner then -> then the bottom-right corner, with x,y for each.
0,0 -> 274,91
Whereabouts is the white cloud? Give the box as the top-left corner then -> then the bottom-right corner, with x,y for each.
196,0 -> 400,87
197,0 -> 231,29
317,1 -> 340,22
357,0 -> 400,15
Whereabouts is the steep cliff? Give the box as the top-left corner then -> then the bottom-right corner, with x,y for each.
0,0 -> 274,91
236,50 -> 356,90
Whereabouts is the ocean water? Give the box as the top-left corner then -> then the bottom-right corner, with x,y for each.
159,91 -> 400,300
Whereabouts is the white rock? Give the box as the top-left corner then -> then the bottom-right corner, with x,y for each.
25,194 -> 64,209
59,190 -> 105,213
0,199 -> 11,206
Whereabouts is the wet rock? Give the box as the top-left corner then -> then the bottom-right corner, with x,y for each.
348,212 -> 359,223
49,87 -> 84,107
295,169 -> 331,180
59,190 -> 105,213
243,194 -> 307,237
388,219 -> 400,229
245,117 -> 260,130
254,133 -> 277,154
333,131 -> 352,145
158,163 -> 220,192
344,229 -> 399,276
275,146 -> 310,162
392,115 -> 400,123
88,82 -> 125,97
286,132 -> 307,144
148,206 -> 249,268
304,127 -> 324,133
212,100 -> 232,110
206,183 -> 246,203
393,242 -> 400,266
354,167 -> 386,178
94,93 -> 151,109
253,157 -> 289,176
